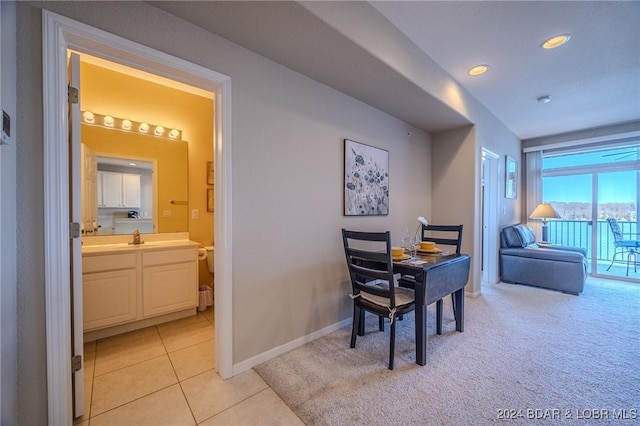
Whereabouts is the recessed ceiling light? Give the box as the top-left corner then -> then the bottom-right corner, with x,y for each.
537,95 -> 552,104
542,34 -> 571,49
468,64 -> 489,76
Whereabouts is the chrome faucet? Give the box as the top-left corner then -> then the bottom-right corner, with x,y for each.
130,229 -> 143,245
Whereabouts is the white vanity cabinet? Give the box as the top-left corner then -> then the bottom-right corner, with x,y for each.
82,241 -> 198,334
82,252 -> 138,331
97,171 -> 141,208
142,248 -> 198,317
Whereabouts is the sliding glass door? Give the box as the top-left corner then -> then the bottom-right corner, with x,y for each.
542,144 -> 639,282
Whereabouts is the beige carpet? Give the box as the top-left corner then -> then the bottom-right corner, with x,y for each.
254,277 -> 639,425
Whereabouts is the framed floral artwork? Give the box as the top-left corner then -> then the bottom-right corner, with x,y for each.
344,139 -> 389,216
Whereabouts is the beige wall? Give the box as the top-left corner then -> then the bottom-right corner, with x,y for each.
15,2 -> 433,422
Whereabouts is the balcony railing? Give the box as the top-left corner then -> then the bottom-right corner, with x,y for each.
546,219 -> 639,262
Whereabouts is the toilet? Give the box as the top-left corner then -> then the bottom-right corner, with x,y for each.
197,246 -> 215,311
205,246 -> 214,274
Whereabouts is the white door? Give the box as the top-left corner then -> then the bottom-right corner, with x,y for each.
68,51 -> 85,418
481,148 -> 500,284
81,143 -> 97,235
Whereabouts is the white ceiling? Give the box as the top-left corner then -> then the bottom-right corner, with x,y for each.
150,1 -> 640,140
370,1 -> 640,140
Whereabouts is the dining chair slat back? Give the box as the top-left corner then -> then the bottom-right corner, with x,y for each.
421,224 -> 463,254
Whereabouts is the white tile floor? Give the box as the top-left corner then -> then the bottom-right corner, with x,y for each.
75,307 -> 303,425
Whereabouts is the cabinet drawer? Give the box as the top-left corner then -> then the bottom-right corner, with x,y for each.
143,248 -> 196,266
83,252 -> 137,273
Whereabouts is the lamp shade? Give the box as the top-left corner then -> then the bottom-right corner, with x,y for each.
529,203 -> 560,220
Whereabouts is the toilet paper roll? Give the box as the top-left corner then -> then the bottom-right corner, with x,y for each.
197,248 -> 207,260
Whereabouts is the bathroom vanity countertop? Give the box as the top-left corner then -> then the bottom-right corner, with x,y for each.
82,239 -> 199,255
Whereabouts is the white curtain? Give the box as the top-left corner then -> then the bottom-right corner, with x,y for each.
524,150 -> 543,237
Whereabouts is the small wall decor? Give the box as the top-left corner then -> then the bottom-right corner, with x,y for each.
505,155 -> 517,199
206,161 -> 214,185
206,188 -> 214,212
344,139 -> 389,216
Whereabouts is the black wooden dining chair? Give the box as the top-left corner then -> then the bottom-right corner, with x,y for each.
398,224 -> 463,332
342,229 -> 416,370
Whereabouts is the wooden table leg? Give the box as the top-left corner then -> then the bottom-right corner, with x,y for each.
454,288 -> 464,332
436,299 -> 443,335
415,303 -> 427,365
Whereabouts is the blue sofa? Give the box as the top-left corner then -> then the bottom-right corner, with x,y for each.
500,224 -> 587,295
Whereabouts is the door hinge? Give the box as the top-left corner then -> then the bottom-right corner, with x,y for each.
71,355 -> 82,373
68,86 -> 79,104
70,222 -> 81,239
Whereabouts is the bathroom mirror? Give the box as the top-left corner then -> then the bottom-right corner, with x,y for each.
81,124 -> 189,235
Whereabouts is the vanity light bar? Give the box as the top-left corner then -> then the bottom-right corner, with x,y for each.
81,111 -> 182,140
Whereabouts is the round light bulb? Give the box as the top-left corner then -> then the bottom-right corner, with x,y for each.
121,119 -> 132,130
103,115 -> 115,127
82,111 -> 95,123
139,122 -> 149,133
154,125 -> 165,136
169,129 -> 180,139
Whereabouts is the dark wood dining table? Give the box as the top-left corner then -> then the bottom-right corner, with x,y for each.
392,253 -> 470,366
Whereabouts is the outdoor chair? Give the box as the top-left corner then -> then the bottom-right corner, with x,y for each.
342,229 -> 415,370
606,217 -> 640,276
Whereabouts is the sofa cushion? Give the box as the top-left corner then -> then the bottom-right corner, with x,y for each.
514,224 -> 536,246
502,224 -> 536,248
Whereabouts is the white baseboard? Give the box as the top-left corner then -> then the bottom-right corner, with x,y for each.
467,288 -> 482,298
233,317 -> 351,375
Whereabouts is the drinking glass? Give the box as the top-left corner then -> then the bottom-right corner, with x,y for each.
401,228 -> 412,256
412,231 -> 421,259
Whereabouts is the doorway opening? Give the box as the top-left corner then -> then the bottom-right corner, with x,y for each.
75,52 -> 216,420
43,11 -> 233,424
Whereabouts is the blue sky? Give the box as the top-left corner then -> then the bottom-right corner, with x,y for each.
543,146 -> 639,204
544,174 -> 637,204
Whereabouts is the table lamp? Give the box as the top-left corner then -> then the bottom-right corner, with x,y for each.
529,203 -> 560,243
